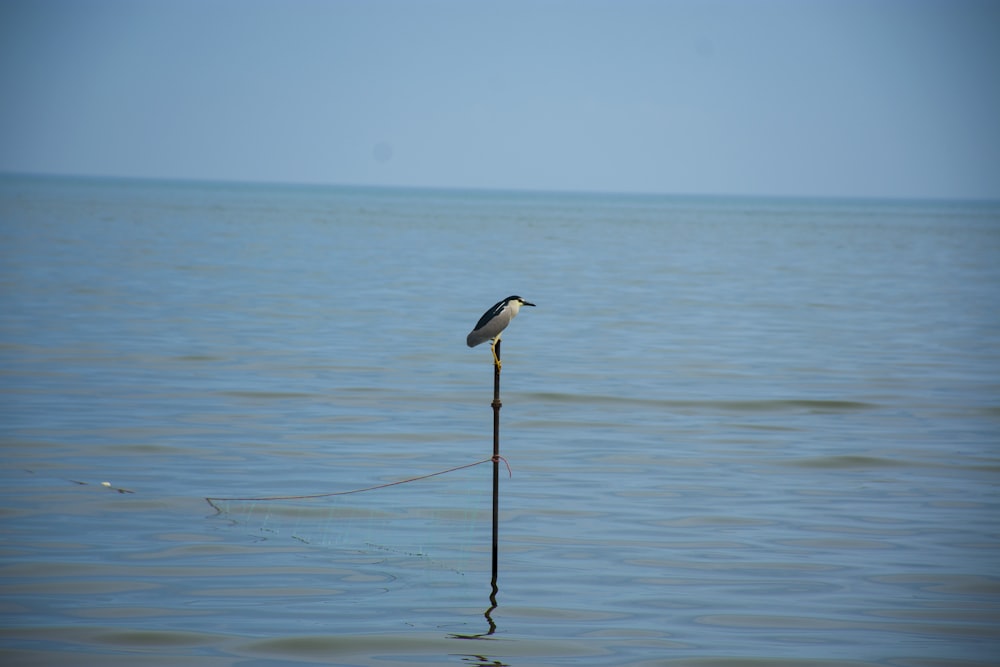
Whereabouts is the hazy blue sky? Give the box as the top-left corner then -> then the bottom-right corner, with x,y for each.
2,0 -> 998,199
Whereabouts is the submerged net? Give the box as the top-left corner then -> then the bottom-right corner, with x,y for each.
205,457 -> 503,575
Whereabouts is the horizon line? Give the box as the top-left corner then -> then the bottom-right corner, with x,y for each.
2,169 -> 998,207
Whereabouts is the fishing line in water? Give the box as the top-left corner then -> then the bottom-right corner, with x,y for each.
205,456 -> 512,574
204,456 -> 510,511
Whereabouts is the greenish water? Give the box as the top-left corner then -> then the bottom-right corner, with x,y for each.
1,175 -> 999,666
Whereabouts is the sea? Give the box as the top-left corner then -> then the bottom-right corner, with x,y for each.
1,174 -> 998,666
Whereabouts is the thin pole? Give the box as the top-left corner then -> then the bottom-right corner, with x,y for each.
490,338 -> 502,593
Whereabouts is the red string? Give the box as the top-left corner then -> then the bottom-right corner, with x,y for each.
492,455 -> 512,477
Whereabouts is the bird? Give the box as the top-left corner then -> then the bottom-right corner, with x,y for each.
467,295 -> 535,367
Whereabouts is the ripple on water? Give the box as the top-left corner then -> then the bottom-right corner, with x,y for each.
523,392 -> 881,415
783,455 -> 910,469
243,632 -> 599,662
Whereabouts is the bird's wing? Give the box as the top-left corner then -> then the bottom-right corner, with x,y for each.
472,299 -> 508,332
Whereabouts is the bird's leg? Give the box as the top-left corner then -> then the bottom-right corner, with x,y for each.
490,335 -> 502,370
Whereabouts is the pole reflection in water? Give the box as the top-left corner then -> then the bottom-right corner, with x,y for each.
484,579 -> 498,635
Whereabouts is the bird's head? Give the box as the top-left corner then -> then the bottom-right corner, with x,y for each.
507,296 -> 536,316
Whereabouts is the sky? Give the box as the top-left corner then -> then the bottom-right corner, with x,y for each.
1,0 -> 998,200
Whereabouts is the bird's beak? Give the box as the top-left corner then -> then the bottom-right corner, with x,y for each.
523,301 -> 536,307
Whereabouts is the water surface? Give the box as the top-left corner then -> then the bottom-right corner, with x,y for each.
1,176 -> 999,665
